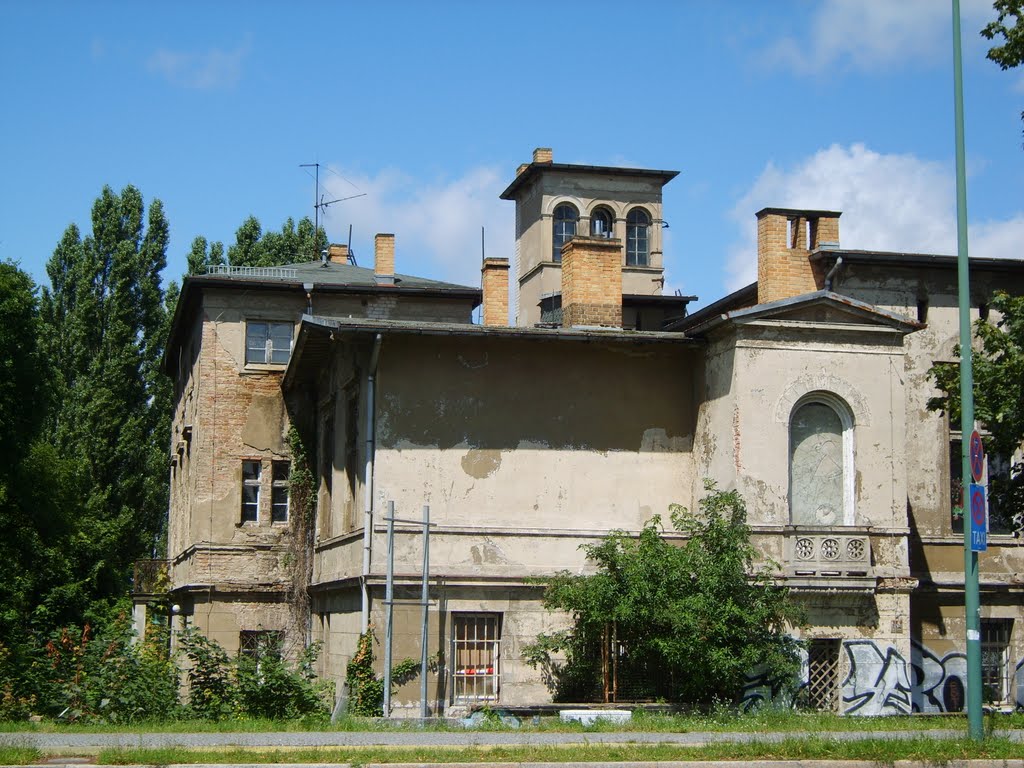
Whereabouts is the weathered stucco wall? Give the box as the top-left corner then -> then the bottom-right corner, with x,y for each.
369,334 -> 696,573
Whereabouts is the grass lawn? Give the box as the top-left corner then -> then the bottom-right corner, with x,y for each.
0,709 -> 1021,733
85,737 -> 1024,764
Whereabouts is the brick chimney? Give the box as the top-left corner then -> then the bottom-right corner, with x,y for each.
480,257 -> 510,326
374,233 -> 395,285
327,243 -> 350,265
561,236 -> 622,328
533,147 -> 553,164
756,208 -> 841,304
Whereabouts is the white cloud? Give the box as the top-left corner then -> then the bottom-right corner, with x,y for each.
147,42 -> 249,90
758,0 -> 992,74
318,165 -> 513,288
725,143 -> 1023,291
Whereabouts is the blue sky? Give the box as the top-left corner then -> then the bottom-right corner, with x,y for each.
1,1 -> 1021,310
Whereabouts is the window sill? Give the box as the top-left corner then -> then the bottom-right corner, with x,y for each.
243,362 -> 289,373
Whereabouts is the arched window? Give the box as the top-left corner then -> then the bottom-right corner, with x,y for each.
552,204 -> 578,262
626,208 -> 650,266
789,394 -> 854,526
590,207 -> 614,238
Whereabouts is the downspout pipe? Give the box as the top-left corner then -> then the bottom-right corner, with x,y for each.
823,255 -> 844,292
361,333 -> 383,633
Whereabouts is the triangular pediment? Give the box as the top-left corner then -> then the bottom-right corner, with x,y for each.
729,291 -> 921,333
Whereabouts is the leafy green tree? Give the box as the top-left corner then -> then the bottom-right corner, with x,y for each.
226,215 -> 327,267
36,185 -> 172,629
929,291 -> 1024,531
186,235 -> 225,276
982,1 -> 1024,134
524,482 -> 805,706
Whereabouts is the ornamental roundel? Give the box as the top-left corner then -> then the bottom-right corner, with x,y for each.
795,537 -> 815,560
846,538 -> 866,560
820,538 -> 841,560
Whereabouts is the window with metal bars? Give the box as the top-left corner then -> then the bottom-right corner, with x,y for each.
239,629 -> 283,659
804,639 -> 841,711
981,619 -> 1012,703
452,613 -> 501,704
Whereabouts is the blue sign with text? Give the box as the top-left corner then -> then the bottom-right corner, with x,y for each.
969,483 -> 987,552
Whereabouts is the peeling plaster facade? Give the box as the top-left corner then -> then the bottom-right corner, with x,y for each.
156,154 -> 1024,717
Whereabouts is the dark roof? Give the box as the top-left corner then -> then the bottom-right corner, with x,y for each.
500,162 -> 679,200
623,293 -> 698,307
193,259 -> 477,292
811,249 -> 1024,272
283,314 -> 700,391
163,260 -> 480,377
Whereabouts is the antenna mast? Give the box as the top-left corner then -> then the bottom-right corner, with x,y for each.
300,162 -> 367,261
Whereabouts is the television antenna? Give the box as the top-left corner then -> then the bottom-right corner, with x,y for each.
299,162 -> 367,260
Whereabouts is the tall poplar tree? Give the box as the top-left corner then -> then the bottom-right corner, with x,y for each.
38,185 -> 172,626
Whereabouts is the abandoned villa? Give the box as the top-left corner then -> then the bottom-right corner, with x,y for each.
140,147 -> 1024,717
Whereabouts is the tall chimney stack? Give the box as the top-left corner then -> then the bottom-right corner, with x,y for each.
561,236 -> 622,328
480,257 -> 510,326
374,233 -> 395,285
756,208 -> 841,304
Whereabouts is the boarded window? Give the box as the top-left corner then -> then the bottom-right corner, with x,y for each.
790,402 -> 844,525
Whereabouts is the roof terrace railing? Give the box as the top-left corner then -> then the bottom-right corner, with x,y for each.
206,265 -> 298,279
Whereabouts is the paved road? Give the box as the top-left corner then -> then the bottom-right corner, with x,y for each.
2,728 -> 1022,749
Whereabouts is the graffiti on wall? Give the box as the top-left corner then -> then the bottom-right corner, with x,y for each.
740,637 -> 1023,715
910,640 -> 966,713
842,640 -> 912,715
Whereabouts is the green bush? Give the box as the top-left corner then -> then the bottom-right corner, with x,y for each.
179,629 -> 331,721
524,481 -> 806,706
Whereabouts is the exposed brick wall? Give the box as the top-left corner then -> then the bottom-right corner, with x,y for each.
756,210 -> 840,304
561,236 -> 623,328
481,257 -> 510,326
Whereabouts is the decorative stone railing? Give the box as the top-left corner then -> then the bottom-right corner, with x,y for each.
782,528 -> 872,580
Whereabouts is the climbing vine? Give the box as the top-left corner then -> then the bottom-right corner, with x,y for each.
285,426 -> 317,643
345,629 -> 420,716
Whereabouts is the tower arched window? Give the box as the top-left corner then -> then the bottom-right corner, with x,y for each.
789,394 -> 855,526
552,204 -> 578,262
590,207 -> 614,238
626,208 -> 650,266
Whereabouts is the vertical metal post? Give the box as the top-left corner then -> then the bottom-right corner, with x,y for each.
952,0 -> 983,740
383,500 -> 395,718
420,504 -> 430,719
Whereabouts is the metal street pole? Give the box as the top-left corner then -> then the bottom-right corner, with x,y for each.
951,0 -> 983,741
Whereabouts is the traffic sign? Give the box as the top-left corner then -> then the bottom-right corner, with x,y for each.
969,430 -> 984,482
969,483 -> 987,552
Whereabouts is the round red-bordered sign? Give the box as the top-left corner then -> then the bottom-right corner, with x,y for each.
969,430 -> 984,482
970,485 -> 986,526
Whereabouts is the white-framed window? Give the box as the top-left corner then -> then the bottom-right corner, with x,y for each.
271,460 -> 290,524
981,619 -> 1012,702
242,460 -> 261,523
789,393 -> 855,526
552,204 -> 578,262
452,613 -> 501,704
625,208 -> 650,266
590,207 -> 614,238
245,321 -> 292,365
